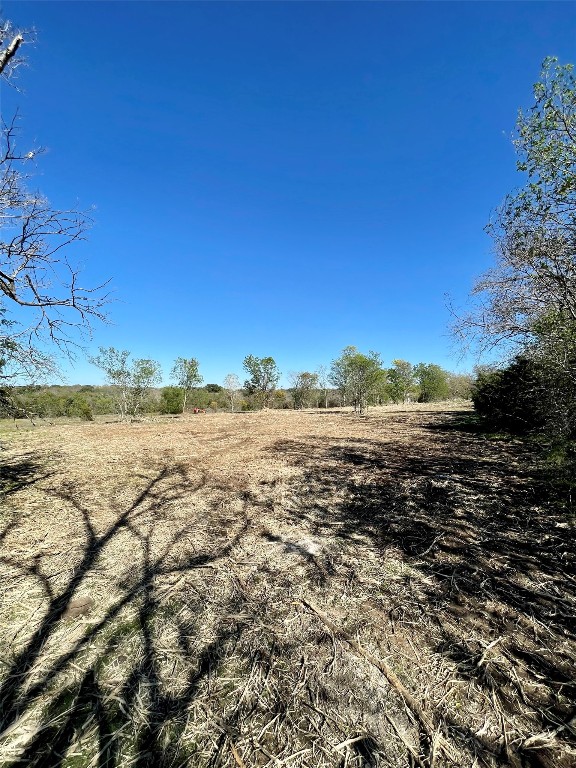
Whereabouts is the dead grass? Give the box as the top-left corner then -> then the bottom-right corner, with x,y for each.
0,403 -> 575,767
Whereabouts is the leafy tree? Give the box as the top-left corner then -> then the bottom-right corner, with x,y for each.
205,383 -> 222,393
273,389 -> 289,409
455,57 -> 576,442
223,373 -> 241,412
387,359 -> 415,403
316,364 -> 330,408
455,58 -> 576,367
329,345 -> 355,406
289,371 -> 319,409
414,363 -> 450,402
371,371 -> 391,406
330,346 -> 385,414
242,355 -> 280,409
90,347 -> 161,420
160,386 -> 184,414
171,357 -> 202,412
0,22 -> 107,382
89,347 -> 131,420
129,359 -> 162,416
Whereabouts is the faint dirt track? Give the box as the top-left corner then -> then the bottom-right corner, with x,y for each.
0,404 -> 575,767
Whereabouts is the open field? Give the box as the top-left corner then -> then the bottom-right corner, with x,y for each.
0,404 -> 575,768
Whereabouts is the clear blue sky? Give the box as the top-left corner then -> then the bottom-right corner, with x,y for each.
3,1 -> 575,385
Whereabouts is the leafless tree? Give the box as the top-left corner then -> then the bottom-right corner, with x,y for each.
223,373 -> 241,412
0,22 -> 108,381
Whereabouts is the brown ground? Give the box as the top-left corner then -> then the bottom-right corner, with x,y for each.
0,404 -> 574,768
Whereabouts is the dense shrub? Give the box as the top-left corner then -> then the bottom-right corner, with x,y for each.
472,357 -> 555,435
160,387 -> 184,414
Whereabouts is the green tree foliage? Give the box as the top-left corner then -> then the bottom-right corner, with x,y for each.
330,346 -> 385,414
160,386 -> 184,414
8,388 -> 95,420
387,360 -> 415,404
458,58 -> 576,442
273,389 -> 289,409
289,371 -> 319,409
242,355 -> 280,409
316,365 -> 330,408
129,359 -> 162,416
415,363 -> 450,403
472,359 -> 550,434
170,357 -> 202,412
456,58 -> 576,366
89,348 -> 131,419
90,347 -> 161,420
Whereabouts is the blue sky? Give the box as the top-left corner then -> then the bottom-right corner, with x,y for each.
2,1 -> 575,385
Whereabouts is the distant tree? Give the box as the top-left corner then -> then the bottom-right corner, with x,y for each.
415,363 -> 450,402
330,346 -> 385,414
329,345 -> 355,406
171,357 -> 202,412
89,347 -> 131,420
447,372 -> 474,399
243,355 -> 280,409
387,359 -> 415,404
289,371 -> 319,409
273,389 -> 289,409
129,359 -> 162,416
316,364 -> 330,408
90,347 -> 161,420
223,373 -> 241,412
371,370 -> 391,405
205,383 -> 223,393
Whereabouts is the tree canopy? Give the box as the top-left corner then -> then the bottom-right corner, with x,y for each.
243,355 -> 280,409
171,357 -> 202,412
456,57 -> 576,364
330,346 -> 385,414
462,57 -> 576,440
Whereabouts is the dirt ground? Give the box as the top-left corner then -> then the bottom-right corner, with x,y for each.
0,404 -> 575,768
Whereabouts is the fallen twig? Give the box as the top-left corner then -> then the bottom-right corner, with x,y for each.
301,598 -> 459,764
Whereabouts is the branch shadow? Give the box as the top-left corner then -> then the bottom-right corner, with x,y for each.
268,410 -> 576,766
0,462 -> 255,767
0,451 -> 55,497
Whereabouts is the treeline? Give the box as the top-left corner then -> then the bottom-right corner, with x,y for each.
5,346 -> 472,421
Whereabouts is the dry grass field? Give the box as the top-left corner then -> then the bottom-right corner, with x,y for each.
0,404 -> 575,768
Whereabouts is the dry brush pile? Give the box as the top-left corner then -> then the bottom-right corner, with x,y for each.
0,404 -> 574,768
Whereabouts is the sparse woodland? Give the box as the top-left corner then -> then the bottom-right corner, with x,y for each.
1,21 -> 575,768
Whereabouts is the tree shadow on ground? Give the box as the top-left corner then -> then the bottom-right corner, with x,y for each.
0,451 -> 56,497
269,409 -> 576,767
0,449 -> 404,768
0,463 -> 262,767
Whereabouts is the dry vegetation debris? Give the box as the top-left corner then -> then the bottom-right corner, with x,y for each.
0,404 -> 575,767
